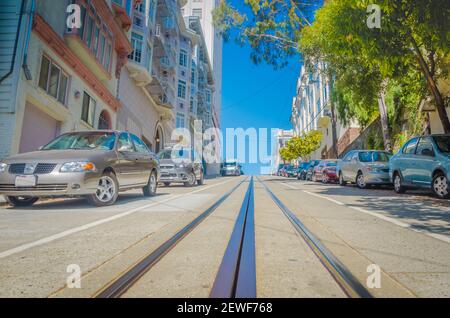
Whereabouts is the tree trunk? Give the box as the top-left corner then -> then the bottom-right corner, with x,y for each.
410,37 -> 450,134
378,80 -> 392,152
328,74 -> 339,158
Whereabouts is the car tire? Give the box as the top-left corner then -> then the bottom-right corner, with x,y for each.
87,172 -> 119,207
339,172 -> 347,186
197,170 -> 204,186
163,182 -> 171,187
322,174 -> 329,184
6,196 -> 39,207
143,170 -> 157,197
393,172 -> 406,194
356,172 -> 368,189
184,172 -> 196,187
432,173 -> 450,199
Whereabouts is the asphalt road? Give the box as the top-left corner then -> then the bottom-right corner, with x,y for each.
0,176 -> 448,298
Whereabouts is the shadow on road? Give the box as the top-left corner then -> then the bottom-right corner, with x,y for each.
1,192 -> 171,211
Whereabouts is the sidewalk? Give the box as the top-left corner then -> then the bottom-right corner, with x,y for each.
0,195 -> 6,206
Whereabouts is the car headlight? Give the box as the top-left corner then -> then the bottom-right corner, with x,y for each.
60,162 -> 96,173
0,163 -> 7,173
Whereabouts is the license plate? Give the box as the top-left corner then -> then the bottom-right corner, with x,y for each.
15,175 -> 37,187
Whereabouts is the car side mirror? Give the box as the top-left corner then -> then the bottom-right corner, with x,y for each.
421,148 -> 434,157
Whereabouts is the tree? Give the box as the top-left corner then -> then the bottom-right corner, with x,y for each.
280,130 -> 323,161
279,146 -> 296,163
214,0 -> 450,134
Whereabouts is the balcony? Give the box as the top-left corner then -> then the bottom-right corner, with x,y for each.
126,59 -> 152,86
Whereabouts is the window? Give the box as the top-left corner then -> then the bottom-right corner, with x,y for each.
416,137 -> 434,156
191,67 -> 195,84
131,134 -> 150,154
38,55 -> 69,105
190,97 -> 195,112
149,0 -> 155,23
80,4 -> 113,72
176,113 -> 185,128
129,32 -> 144,63
112,0 -> 124,6
206,90 -> 211,104
192,8 -> 202,19
81,92 -> 97,127
98,110 -> 111,130
178,80 -> 186,99
179,49 -> 188,67
433,135 -> 450,154
403,138 -> 418,154
118,133 -> 134,151
135,0 -> 145,13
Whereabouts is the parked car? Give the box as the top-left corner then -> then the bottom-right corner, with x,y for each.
221,160 -> 241,176
0,131 -> 159,207
277,164 -> 288,177
306,160 -> 321,181
313,160 -> 338,183
337,150 -> 391,189
157,148 -> 204,187
285,164 -> 297,178
390,134 -> 450,199
276,164 -> 285,176
297,162 -> 310,180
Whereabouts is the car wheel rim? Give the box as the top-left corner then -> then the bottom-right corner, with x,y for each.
96,176 -> 116,203
433,176 -> 448,197
394,176 -> 401,192
190,173 -> 195,185
357,174 -> 365,187
150,174 -> 157,193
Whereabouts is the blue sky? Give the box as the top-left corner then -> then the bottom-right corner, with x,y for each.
220,0 -> 323,175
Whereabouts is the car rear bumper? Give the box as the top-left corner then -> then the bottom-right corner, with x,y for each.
0,171 -> 101,197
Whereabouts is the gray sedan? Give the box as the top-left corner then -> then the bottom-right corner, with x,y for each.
157,148 -> 204,187
0,131 -> 159,207
337,150 -> 391,189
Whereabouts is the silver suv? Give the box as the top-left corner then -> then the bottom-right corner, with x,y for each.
157,148 -> 204,187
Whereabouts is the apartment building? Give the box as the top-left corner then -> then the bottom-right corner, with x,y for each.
182,0 -> 222,129
291,62 -> 360,160
0,0 -> 132,159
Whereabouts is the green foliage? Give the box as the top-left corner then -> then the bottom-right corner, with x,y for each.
280,130 -> 323,161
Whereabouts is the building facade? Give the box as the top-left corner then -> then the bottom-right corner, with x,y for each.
182,0 -> 222,130
291,62 -> 360,160
0,0 -> 133,159
0,0 -> 220,178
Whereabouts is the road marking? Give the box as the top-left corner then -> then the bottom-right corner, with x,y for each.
281,182 -> 450,244
0,177 -> 241,259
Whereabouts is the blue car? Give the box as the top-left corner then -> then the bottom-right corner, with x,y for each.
389,134 -> 450,199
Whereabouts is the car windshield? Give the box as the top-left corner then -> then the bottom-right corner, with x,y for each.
225,162 -> 237,167
359,151 -> 390,162
41,132 -> 116,151
433,136 -> 450,154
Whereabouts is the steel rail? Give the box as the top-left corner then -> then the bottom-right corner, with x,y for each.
210,177 -> 256,298
257,177 -> 373,298
94,177 -> 247,298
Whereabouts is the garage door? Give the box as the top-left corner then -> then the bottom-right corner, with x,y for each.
19,103 -> 60,153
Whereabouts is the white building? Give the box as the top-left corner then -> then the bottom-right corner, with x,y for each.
182,0 -> 222,130
272,129 -> 294,174
291,62 -> 360,159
